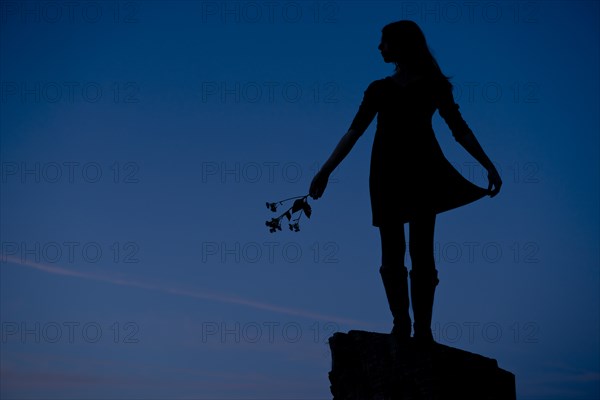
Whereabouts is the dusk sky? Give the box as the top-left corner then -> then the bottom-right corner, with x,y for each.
1,1 -> 599,399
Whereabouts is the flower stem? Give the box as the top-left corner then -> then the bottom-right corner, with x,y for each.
277,194 -> 308,204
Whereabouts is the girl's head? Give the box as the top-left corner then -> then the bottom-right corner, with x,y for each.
379,20 -> 449,81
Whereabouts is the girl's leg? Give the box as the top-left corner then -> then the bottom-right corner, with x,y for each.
379,224 -> 406,267
379,225 -> 411,339
408,212 -> 436,271
408,213 -> 439,342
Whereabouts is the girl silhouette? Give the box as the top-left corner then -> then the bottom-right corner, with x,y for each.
309,20 -> 502,342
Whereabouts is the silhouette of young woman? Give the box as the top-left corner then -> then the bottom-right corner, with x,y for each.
309,20 -> 502,342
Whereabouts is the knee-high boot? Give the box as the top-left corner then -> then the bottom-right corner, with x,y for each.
379,265 -> 411,339
409,268 -> 439,342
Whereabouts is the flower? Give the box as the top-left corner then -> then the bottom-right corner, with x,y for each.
264,194 -> 312,233
265,217 -> 282,233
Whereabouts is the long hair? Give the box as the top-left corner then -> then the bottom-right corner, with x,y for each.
381,20 -> 453,90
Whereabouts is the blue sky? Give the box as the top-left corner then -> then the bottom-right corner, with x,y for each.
1,1 -> 598,398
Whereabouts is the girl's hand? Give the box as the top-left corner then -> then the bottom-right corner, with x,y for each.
309,170 -> 330,200
487,166 -> 502,197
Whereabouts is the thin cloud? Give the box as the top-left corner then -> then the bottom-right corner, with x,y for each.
1,255 -> 371,327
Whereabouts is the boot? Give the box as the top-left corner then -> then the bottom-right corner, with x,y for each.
379,265 -> 411,339
409,268 -> 439,343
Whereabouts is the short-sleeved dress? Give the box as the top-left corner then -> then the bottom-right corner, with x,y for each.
348,75 -> 488,226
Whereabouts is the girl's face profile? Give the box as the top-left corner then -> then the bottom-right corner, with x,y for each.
378,37 -> 399,64
379,39 -> 392,63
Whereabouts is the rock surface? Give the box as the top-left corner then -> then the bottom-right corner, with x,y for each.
328,330 -> 516,399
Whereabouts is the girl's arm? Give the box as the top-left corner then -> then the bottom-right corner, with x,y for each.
456,132 -> 502,197
309,128 -> 362,199
310,81 -> 379,199
435,78 -> 502,197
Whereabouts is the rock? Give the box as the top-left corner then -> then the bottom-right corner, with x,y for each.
328,330 -> 515,399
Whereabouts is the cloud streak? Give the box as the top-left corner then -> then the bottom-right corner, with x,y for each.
1,255 -> 372,327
